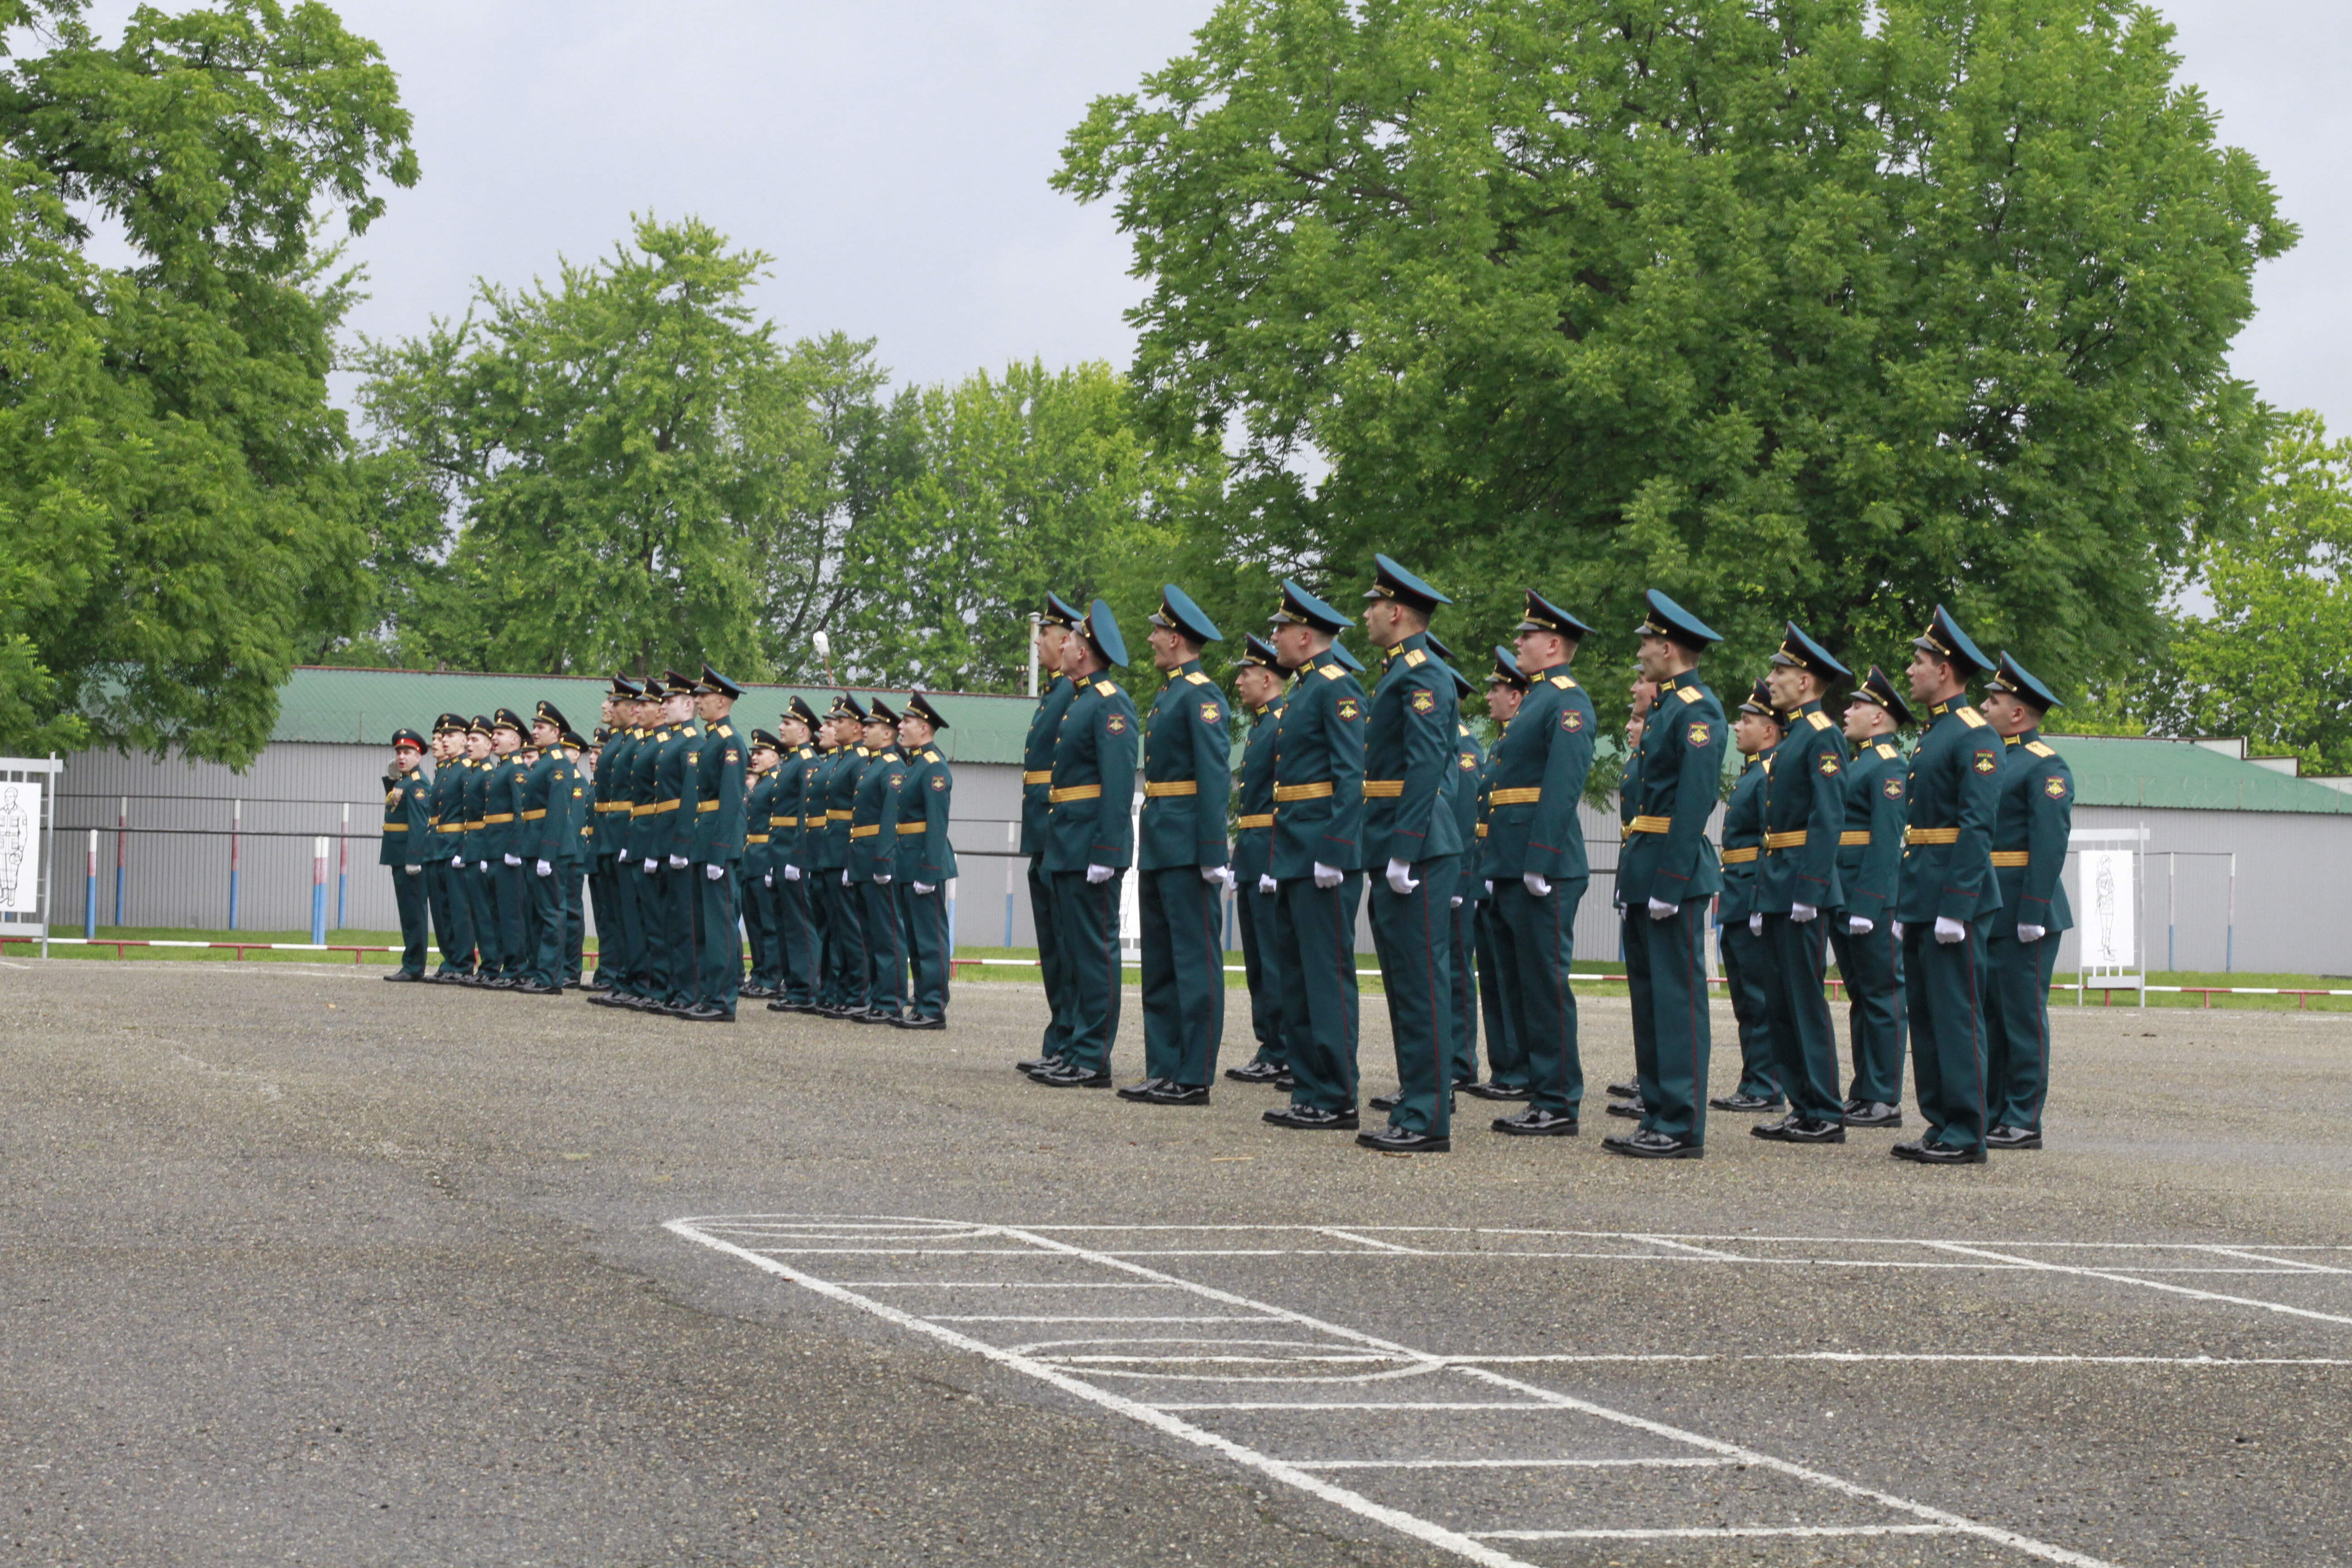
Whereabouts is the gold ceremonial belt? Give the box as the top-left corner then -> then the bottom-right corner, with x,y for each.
382,823 -> 408,832
1720,845 -> 1759,865
1906,826 -> 1960,845
637,799 -> 682,817
827,809 -> 853,821
850,824 -> 881,838
1273,781 -> 1333,802
520,808 -> 548,822
594,801 -> 630,813
1361,780 -> 1405,798
1145,780 -> 1198,797
897,822 -> 928,835
745,833 -> 770,845
1625,814 -> 1671,835
1490,786 -> 1541,806
1236,813 -> 1274,830
1022,770 -> 1053,786
1763,829 -> 1807,850
436,824 -> 464,833
1050,784 -> 1102,804
1839,830 -> 1872,846
465,820 -> 486,831
771,816 -> 799,829
1989,850 -> 2030,867
697,799 -> 719,812
1475,823 -> 1490,838
483,812 -> 516,824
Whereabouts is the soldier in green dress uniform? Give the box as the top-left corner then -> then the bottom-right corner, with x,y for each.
1225,634 -> 1294,1087
1605,675 -> 1660,1106
562,726 -> 592,985
682,666 -> 747,1021
740,730 -> 782,998
813,696 -> 867,1016
1604,591 -> 1727,1161
1891,606 -> 2004,1165
848,698 -> 906,1021
596,684 -> 662,1007
1463,650 -> 1532,1102
1028,600 -> 1139,1088
481,708 -> 534,988
1015,595 -> 1085,1073
1831,666 -> 1912,1127
586,677 -> 641,996
1749,623 -> 1855,1147
765,697 -> 823,1014
381,727 -> 433,980
1259,581 -> 1368,1132
1352,556 -> 1464,1153
892,692 -> 959,1030
423,714 -> 475,981
1707,680 -> 1786,1112
646,673 -> 703,1014
515,702 -> 585,993
1123,586 -> 1235,1106
1979,654 -> 2074,1150
454,716 -> 496,984
1420,631 -> 1485,1093
1479,589 -> 1600,1140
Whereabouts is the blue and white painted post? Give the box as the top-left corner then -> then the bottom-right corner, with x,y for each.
83,830 -> 97,939
310,836 -> 328,945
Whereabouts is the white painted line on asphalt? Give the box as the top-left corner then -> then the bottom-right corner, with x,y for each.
1456,1353 -> 2352,1368
1479,1524 -> 1962,1541
1151,1401 -> 1555,1412
1317,1227 -> 1425,1254
834,1281 -> 1179,1289
1922,1241 -> 2352,1329
1294,1457 -> 1741,1470
1632,1234 -> 1750,1261
927,1315 -> 1281,1325
2192,1245 -> 2352,1275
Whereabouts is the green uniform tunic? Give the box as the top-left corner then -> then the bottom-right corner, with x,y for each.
652,718 -> 703,1007
425,755 -> 474,976
1232,688 -> 1290,1070
1137,660 -> 1234,1089
816,745 -> 867,1011
623,725 -> 668,999
688,718 -> 747,1012
894,744 -> 959,1022
483,749 -> 532,980
456,755 -> 494,973
1617,673 -> 1728,1144
1757,701 -> 1850,1123
1473,725 -> 1524,1091
1715,757 -> 1779,1101
850,743 -> 907,1014
520,745 -> 586,987
1023,676 -> 1080,1057
1896,696 -> 2004,1155
591,729 -> 637,990
381,764 -> 432,975
775,744 -> 820,1006
1043,675 -> 1140,1073
1268,649 -> 1367,1114
742,766 -> 779,988
1986,730 -> 2073,1134
1828,737 -> 1909,1106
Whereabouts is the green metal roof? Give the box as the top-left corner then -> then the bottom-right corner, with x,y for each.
274,666 -> 1039,766
2043,734 -> 2352,814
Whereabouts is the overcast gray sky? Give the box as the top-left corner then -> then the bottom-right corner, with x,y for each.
121,1 -> 2352,429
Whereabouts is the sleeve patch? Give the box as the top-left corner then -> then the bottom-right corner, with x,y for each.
1882,777 -> 1903,799
1562,708 -> 1585,732
1459,753 -> 1478,770
1337,697 -> 1362,721
1410,689 -> 1436,715
1106,714 -> 1128,734
1973,750 -> 1999,774
723,750 -> 740,764
1818,752 -> 1840,775
1200,701 -> 1223,725
932,774 -> 947,790
1686,721 -> 1710,747
2044,775 -> 2068,799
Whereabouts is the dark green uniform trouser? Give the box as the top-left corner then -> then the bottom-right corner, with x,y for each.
1273,872 -> 1363,1114
694,863 -> 740,1012
1984,924 -> 2059,1133
586,862 -> 622,984
562,871 -> 584,981
1051,869 -> 1125,1073
658,861 -> 696,1005
1475,898 -> 1524,1088
740,867 -> 773,984
1902,920 -> 1988,1153
1029,857 -> 1070,1055
1624,899 -> 1713,1144
1447,895 -> 1479,1084
392,866 -> 430,975
623,858 -> 662,996
466,861 -> 496,973
778,871 -> 818,1004
1140,866 -> 1226,1088
1368,857 -> 1455,1137
426,858 -> 474,974
526,864 -> 573,986
1490,876 -> 1587,1117
490,861 -> 529,979
1760,912 -> 1843,1122
1236,876 -> 1284,1067
859,878 -> 904,1014
1717,919 -> 1781,1100
821,871 -> 864,1009
897,881 -> 951,1020
1829,918 -> 1905,1105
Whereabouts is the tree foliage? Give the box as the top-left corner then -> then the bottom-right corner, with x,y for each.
0,0 -> 415,763
1055,0 -> 2293,706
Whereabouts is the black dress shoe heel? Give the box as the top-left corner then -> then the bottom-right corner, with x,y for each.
1263,1104 -> 1359,1131
1358,1126 -> 1450,1153
1983,1126 -> 2042,1150
1491,1109 -> 1578,1137
1602,1129 -> 1703,1159
1368,1092 -> 1401,1113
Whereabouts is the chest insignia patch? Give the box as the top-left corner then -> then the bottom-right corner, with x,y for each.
1562,708 -> 1584,732
1883,778 -> 1903,799
2044,776 -> 2068,799
1410,689 -> 1435,715
1686,721 -> 1710,748
1336,697 -> 1361,721
1973,751 -> 1998,774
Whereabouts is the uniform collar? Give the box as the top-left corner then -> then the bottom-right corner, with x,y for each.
1658,675 -> 1682,697
1176,657 -> 1203,678
1308,648 -> 1344,674
1793,697 -> 1823,717
1383,630 -> 1429,659
2009,725 -> 2038,747
1926,694 -> 1968,722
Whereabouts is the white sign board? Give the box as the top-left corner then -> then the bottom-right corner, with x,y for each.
2077,848 -> 2136,969
0,777 -> 41,915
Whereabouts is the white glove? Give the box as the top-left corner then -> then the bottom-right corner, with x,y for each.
705,862 -> 725,882
1485,880 -> 1494,896
405,865 -> 421,876
2018,922 -> 2047,943
1313,862 -> 1342,889
1934,916 -> 1966,944
1257,874 -> 1277,895
1747,912 -> 1763,936
839,868 -> 850,886
503,853 -> 522,867
1647,897 -> 1676,921
535,858 -> 552,877
1892,919 -> 1905,940
641,857 -> 656,875
1086,863 -> 1114,884
451,854 -> 465,869
1847,915 -> 1874,936
1449,895 -> 1463,908
1201,866 -> 1234,889
1523,872 -> 1551,897
1790,902 -> 1818,923
618,848 -> 631,863
764,872 -> 773,887
1387,858 -> 1420,895
914,882 -> 936,896
667,853 -> 688,870
784,864 -> 802,882
873,873 -> 891,885
477,861 -> 490,873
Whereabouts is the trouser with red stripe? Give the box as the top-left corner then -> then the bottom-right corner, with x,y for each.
1273,873 -> 1363,1114
1984,921 -> 2058,1134
1903,921 -> 1988,1152
1446,894 -> 1480,1085
1140,866 -> 1226,1088
1475,898 -> 1524,1089
1368,857 -> 1457,1136
1492,875 -> 1587,1117
1052,869 -> 1126,1073
1624,899 -> 1713,1144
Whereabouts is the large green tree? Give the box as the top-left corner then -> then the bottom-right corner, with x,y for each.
0,0 -> 415,762
1056,0 -> 2292,704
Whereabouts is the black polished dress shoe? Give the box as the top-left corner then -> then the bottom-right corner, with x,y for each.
1891,1139 -> 1987,1165
1843,1100 -> 1903,1128
1709,1092 -> 1784,1112
1604,1099 -> 1645,1119
1606,1081 -> 1641,1100
1460,1081 -> 1532,1101
578,979 -> 613,994
1020,1055 -> 1069,1080
1451,1075 -> 1479,1090
1491,1108 -> 1578,1137
1031,1061 -> 1113,1088
513,980 -> 563,995
1116,1077 -> 1168,1102
1224,1058 -> 1285,1083
1017,1053 -> 1062,1074
1358,1126 -> 1449,1153
1263,1103 -> 1359,1131
1983,1125 -> 2043,1150
1368,1091 -> 1401,1113
1272,1071 -> 1297,1090
891,1014 -> 946,1031
381,970 -> 421,983
484,976 -> 518,990
1602,1129 -> 1703,1159
1751,1115 -> 1846,1144
685,1004 -> 736,1023
1140,1082 -> 1210,1107
738,983 -> 772,1000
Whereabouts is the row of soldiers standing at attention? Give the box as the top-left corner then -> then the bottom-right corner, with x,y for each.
1012,564 -> 2073,1165
376,666 -> 959,1026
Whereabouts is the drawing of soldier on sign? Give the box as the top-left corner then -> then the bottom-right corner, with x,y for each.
0,785 -> 28,907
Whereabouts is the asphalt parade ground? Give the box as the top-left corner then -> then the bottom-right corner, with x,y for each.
2,961 -> 2347,1566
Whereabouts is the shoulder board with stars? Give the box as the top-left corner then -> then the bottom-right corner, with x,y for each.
1877,743 -> 1900,760
1185,671 -> 1212,685
1957,708 -> 1988,729
1320,665 -> 1347,681
1807,711 -> 1833,731
1677,686 -> 1703,705
1551,674 -> 1575,689
1403,648 -> 1426,668
716,723 -> 733,737
2026,740 -> 2056,758
1095,680 -> 1117,696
